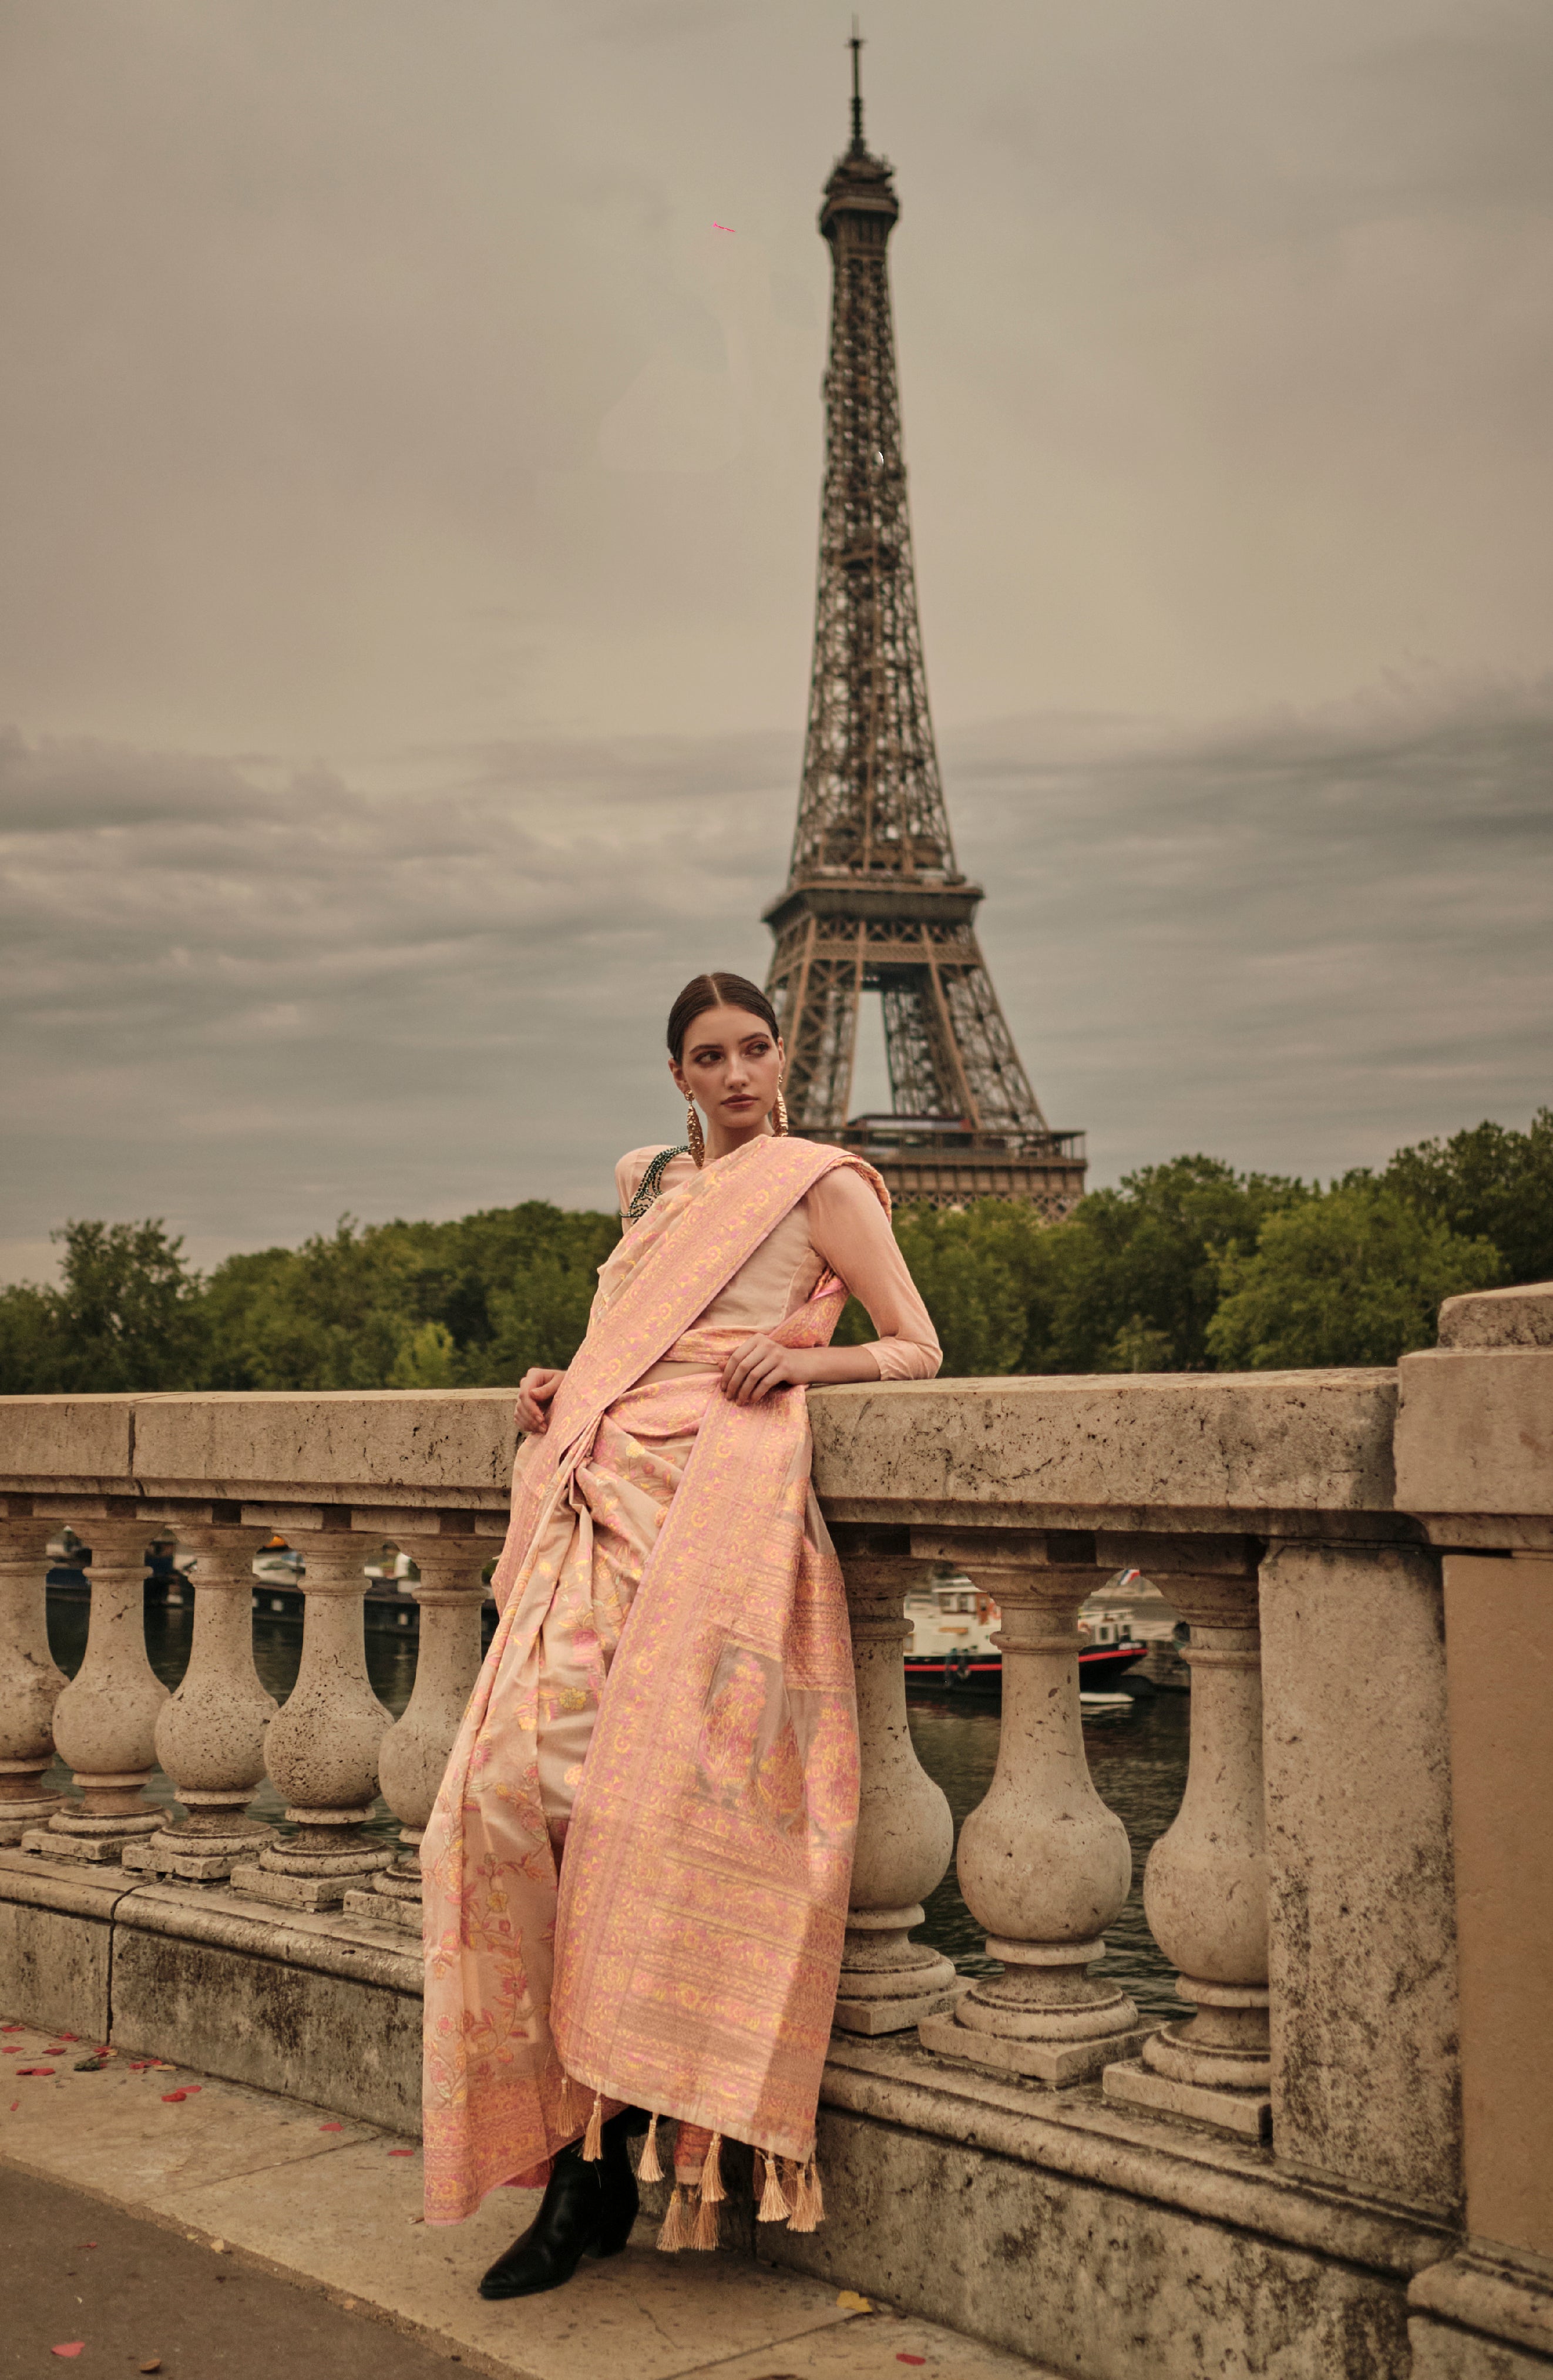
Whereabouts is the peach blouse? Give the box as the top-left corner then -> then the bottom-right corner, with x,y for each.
614,1144 -> 942,1382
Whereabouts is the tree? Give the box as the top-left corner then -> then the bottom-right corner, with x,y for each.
0,1220 -> 207,1394
1380,1109 -> 1553,1286
1206,1183 -> 1503,1369
1029,1157 -> 1309,1374
886,1205 -> 1033,1377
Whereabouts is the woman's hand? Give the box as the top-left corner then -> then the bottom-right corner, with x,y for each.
515,1367 -> 565,1435
720,1334 -> 814,1406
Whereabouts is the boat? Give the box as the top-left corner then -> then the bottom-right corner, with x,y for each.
903,1573 -> 1147,1700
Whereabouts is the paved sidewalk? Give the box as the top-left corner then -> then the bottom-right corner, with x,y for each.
0,2018 -> 1059,2380
2,2167 -> 458,2380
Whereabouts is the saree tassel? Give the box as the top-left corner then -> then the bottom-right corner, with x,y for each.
789,2153 -> 824,2233
556,2070 -> 580,2130
757,2150 -> 792,2224
637,2112 -> 664,2184
691,2185 -> 720,2251
657,2184 -> 690,2253
582,2089 -> 604,2161
701,2132 -> 725,2204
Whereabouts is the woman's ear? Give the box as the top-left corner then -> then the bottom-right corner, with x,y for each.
668,1054 -> 688,1100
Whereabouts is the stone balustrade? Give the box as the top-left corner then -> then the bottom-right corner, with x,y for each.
0,1297 -> 1548,2380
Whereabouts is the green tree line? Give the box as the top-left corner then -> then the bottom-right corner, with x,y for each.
1,1113 -> 1547,1395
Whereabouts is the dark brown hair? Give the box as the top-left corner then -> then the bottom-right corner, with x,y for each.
667,972 -> 781,1063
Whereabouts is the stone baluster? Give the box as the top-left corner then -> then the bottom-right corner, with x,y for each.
1104,1572 -> 1271,2136
123,1522 -> 279,1882
343,1528 -> 490,1932
918,1532 -> 1147,2084
831,1527 -> 958,2032
0,1510 -> 69,1844
230,1528 -> 392,1909
29,1515 -> 169,1862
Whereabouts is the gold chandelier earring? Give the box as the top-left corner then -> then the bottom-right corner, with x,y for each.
773,1080 -> 789,1136
685,1096 -> 706,1168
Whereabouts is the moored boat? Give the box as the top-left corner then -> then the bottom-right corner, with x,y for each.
903,1570 -> 1147,1700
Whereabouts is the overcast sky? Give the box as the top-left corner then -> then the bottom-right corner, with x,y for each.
2,0 -> 1550,1279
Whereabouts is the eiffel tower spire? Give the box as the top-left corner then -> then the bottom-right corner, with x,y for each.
764,44 -> 1086,1213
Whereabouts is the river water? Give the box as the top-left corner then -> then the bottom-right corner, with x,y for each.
46,1597 -> 1189,2020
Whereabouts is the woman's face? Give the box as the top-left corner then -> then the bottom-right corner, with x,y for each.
670,1005 -> 785,1140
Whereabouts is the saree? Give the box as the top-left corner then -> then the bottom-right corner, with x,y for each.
421,1133 -> 882,2225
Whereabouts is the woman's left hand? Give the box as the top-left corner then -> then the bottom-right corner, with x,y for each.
721,1333 -> 811,1405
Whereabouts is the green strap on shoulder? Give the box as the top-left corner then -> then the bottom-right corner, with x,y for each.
625,1145 -> 690,1225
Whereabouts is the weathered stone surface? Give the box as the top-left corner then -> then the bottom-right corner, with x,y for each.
1441,1555 -> 1553,2264
0,1847 -> 123,2036
1260,1542 -> 1461,2217
0,1394 -> 135,1485
819,2035 -> 1450,2278
0,1515 -> 68,1839
130,1388 -> 517,1503
1397,1342 -> 1553,1547
832,1542 -> 957,2033
920,2013 -> 1153,2087
110,1914 -> 423,2134
772,2102 -> 1416,2378
1101,2054 -> 1272,2140
1437,1283 -> 1553,1351
1410,2326 -> 1553,2379
810,1371 -> 1400,1535
1409,2247 -> 1553,2376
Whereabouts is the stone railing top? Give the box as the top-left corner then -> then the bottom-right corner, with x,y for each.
1,1341 -> 1541,1547
1437,1280 -> 1553,1350
1397,1284 -> 1553,1550
0,1388 -> 517,1513
808,1369 -> 1403,1541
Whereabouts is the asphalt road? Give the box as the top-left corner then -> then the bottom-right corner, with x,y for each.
0,2167 -> 468,2380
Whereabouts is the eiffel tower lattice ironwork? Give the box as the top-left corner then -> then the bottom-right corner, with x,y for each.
764,38 -> 1085,1214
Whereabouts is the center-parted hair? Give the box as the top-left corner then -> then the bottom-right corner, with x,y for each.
667,972 -> 781,1063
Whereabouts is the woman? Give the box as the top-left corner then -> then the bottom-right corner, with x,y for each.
421,971 -> 940,2300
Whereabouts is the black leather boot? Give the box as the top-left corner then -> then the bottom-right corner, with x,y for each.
478,2112 -> 641,2300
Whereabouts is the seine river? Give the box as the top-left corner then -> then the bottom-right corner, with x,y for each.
45,1597 -> 1189,2021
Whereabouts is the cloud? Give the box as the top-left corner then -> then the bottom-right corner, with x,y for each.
2,673 -> 1549,1276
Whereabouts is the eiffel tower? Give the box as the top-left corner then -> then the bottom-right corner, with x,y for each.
765,38 -> 1086,1215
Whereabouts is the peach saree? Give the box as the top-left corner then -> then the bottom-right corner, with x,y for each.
421,1134 -> 880,2226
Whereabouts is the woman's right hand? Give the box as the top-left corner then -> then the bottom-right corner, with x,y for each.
515,1367 -> 565,1435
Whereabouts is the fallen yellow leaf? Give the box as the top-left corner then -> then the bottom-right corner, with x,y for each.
836,2290 -> 874,2313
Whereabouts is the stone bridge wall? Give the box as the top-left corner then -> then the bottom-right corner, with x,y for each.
1,1284 -> 1549,2378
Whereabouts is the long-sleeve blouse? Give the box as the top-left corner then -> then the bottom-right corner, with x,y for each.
614,1143 -> 942,1382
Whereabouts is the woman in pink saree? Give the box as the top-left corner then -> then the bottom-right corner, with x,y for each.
420,972 -> 940,2300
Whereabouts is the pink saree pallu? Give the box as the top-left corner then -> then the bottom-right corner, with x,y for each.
421,1135 -> 879,2225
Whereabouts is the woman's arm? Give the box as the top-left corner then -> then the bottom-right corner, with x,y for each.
804,1166 -> 941,1379
720,1166 -> 942,1404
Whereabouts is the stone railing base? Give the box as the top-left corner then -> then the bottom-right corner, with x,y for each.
21,1820 -> 160,1865
1102,2051 -> 1273,2141
919,2005 -> 1154,2088
780,2034 -> 1457,2379
341,1873 -> 423,1937
1,1845 -> 421,2134
1408,2244 -> 1553,2377
3,1844 -> 1510,2380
